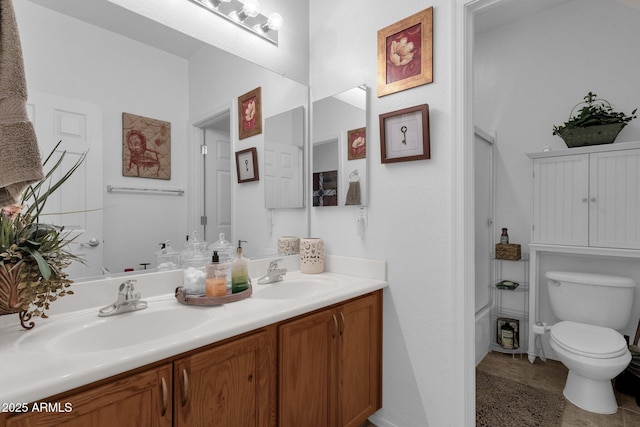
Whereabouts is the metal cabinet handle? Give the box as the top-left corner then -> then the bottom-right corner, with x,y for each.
161,376 -> 168,416
338,312 -> 345,336
332,314 -> 338,337
181,368 -> 190,407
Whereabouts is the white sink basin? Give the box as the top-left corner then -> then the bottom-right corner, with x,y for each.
18,298 -> 220,353
252,278 -> 337,300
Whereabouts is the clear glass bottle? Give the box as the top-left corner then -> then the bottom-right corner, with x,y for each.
205,251 -> 227,297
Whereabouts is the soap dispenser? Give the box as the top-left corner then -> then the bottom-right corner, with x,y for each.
231,240 -> 249,294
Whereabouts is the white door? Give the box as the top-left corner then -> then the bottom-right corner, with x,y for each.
265,143 -> 303,208
26,91 -> 103,279
203,127 -> 231,243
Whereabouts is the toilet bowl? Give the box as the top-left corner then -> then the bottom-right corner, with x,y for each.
550,321 -> 631,414
544,271 -> 636,414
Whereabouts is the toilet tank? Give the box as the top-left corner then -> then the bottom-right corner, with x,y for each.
546,271 -> 636,330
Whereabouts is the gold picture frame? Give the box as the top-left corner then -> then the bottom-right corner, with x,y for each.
379,104 -> 430,163
238,87 -> 262,140
347,127 -> 366,160
377,7 -> 433,97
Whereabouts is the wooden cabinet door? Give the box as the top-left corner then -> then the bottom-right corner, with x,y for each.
337,292 -> 382,427
589,148 -> 640,249
4,364 -> 172,427
278,307 -> 338,427
532,154 -> 589,245
174,329 -> 275,427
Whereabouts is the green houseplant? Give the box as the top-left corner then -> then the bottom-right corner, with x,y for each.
552,91 -> 637,148
0,141 -> 86,329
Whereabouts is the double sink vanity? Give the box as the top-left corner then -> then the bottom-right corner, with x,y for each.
0,255 -> 386,427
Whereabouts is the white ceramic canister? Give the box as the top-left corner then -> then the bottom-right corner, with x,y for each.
278,236 -> 300,255
299,238 -> 324,274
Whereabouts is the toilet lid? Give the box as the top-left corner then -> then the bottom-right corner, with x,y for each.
551,321 -> 628,359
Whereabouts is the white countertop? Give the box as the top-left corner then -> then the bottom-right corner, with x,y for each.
0,255 -> 387,405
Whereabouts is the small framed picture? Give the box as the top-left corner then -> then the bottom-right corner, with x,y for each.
238,87 -> 262,140
377,7 -> 433,97
379,104 -> 430,163
347,127 -> 366,160
235,147 -> 259,183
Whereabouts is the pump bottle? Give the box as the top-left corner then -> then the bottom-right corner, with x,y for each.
231,240 -> 250,293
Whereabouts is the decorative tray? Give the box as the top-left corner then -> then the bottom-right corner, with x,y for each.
495,280 -> 519,290
175,285 -> 252,306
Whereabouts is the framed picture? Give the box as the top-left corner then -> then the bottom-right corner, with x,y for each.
238,87 -> 262,140
347,127 -> 366,160
377,7 -> 433,97
122,112 -> 171,179
379,104 -> 430,163
235,147 -> 259,183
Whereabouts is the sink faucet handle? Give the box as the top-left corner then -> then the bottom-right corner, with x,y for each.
119,280 -> 141,301
268,259 -> 283,271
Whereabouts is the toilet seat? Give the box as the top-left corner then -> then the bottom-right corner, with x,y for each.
551,321 -> 628,359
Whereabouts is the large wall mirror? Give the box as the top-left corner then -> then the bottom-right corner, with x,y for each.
312,86 -> 367,207
264,106 -> 305,209
17,1 -> 309,280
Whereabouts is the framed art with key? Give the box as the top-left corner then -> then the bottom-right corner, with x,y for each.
235,147 -> 259,183
379,104 -> 430,163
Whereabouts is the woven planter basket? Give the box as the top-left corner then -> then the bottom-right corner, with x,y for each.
558,123 -> 625,148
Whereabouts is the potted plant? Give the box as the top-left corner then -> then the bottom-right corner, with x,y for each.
0,141 -> 86,329
552,91 -> 637,148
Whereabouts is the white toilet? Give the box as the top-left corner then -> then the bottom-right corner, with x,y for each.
545,271 -> 636,414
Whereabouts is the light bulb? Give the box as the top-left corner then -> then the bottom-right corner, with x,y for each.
265,12 -> 283,30
242,0 -> 260,18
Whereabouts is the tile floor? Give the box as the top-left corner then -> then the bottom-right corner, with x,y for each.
477,351 -> 640,426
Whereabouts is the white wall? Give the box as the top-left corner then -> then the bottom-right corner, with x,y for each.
311,1 -> 458,426
475,0 -> 640,358
16,1 -> 190,274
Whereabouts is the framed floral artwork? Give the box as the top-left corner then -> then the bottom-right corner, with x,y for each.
379,104 -> 430,163
347,127 -> 366,160
377,7 -> 433,97
238,87 -> 262,140
122,112 -> 171,179
235,147 -> 259,183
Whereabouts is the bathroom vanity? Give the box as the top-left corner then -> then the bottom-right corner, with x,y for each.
0,256 -> 386,427
527,141 -> 640,362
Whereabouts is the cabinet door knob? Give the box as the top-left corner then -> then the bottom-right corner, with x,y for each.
181,368 -> 190,407
582,198 -> 588,203
590,197 -> 596,203
161,376 -> 168,416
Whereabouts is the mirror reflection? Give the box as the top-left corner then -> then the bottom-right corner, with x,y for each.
264,106 -> 305,209
312,86 -> 367,207
16,1 -> 309,279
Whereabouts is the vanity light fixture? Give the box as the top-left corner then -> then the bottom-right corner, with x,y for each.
189,0 -> 282,45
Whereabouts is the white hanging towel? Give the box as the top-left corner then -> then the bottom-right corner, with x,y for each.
0,0 -> 43,207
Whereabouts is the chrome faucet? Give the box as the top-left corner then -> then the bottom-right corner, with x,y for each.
98,280 -> 148,317
257,259 -> 287,284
